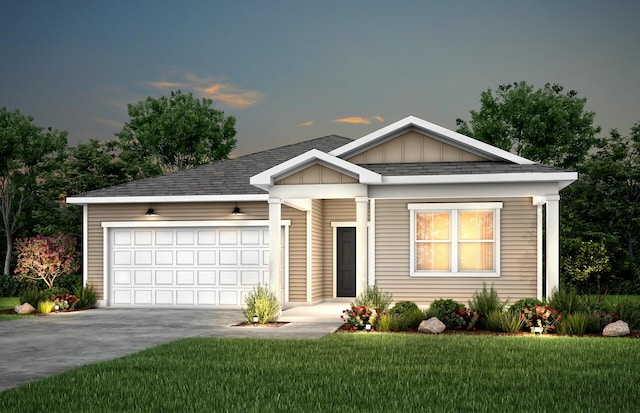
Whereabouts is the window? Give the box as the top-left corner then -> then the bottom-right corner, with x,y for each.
409,203 -> 502,276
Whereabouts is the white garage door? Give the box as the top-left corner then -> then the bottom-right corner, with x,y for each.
108,226 -> 269,307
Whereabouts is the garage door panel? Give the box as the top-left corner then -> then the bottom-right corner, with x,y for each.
198,270 -> 216,285
134,270 -> 152,285
155,290 -> 173,305
114,270 -> 131,285
155,251 -> 173,265
110,226 -> 269,307
176,270 -> 194,285
241,270 -> 260,285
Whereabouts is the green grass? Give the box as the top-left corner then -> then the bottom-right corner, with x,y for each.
1,334 -> 638,412
0,297 -> 35,321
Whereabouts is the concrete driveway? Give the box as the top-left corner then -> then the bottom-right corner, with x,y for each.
0,304 -> 345,392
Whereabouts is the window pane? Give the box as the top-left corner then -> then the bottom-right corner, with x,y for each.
459,211 -> 494,240
417,242 -> 450,271
416,212 -> 449,240
459,243 -> 494,271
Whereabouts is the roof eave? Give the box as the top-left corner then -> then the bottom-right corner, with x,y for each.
66,194 -> 269,205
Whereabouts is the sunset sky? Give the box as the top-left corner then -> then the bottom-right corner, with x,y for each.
1,1 -> 638,156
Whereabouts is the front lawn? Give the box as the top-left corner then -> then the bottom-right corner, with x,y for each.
0,297 -> 34,322
1,334 -> 637,412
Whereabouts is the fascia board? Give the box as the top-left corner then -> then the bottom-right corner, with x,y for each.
250,149 -> 381,187
381,171 -> 578,185
66,194 -> 269,205
330,115 -> 535,165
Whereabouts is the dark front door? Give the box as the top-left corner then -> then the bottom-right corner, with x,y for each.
336,227 -> 356,297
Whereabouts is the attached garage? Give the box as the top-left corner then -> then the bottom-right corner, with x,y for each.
104,222 -> 270,307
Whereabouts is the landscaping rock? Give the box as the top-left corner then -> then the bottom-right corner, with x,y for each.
603,320 -> 630,337
418,317 -> 446,334
14,303 -> 36,315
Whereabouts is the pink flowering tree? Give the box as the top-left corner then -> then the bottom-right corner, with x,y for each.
14,233 -> 80,289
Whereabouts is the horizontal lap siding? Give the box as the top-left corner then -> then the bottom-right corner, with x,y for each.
284,206 -> 306,303
86,202 -> 271,301
311,200 -> 324,302
374,198 -> 537,306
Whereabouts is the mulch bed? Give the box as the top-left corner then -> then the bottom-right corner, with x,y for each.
336,323 -> 640,338
231,322 -> 289,328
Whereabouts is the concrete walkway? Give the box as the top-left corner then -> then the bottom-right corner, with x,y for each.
0,302 -> 347,392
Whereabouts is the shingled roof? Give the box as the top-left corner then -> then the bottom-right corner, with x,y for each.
73,135 -> 353,198
361,161 -> 568,176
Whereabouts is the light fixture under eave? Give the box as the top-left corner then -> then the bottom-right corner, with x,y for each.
145,208 -> 156,216
232,206 -> 241,215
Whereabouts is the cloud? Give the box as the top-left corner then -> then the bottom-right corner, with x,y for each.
372,115 -> 384,122
146,72 -> 264,109
146,81 -> 185,89
298,121 -> 314,127
94,116 -> 124,129
332,117 -> 371,125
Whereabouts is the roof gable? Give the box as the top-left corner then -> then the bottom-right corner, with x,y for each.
250,149 -> 381,190
330,115 -> 535,165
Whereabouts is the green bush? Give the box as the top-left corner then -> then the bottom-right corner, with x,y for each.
548,286 -> 587,316
37,300 -> 56,314
608,298 -> 640,329
429,299 -> 465,321
39,287 -> 68,301
74,285 -> 97,309
242,285 -> 280,324
407,308 -> 426,328
485,310 -> 526,333
556,312 -> 592,335
0,274 -> 30,297
390,300 -> 420,316
508,297 -> 545,315
353,284 -> 393,313
19,285 -> 41,308
469,283 -> 508,328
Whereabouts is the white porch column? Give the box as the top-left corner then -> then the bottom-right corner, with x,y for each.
545,195 -> 560,298
268,197 -> 283,303
355,196 -> 369,297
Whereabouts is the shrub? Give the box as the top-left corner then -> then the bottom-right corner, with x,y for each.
608,298 -> 640,329
485,310 -> 525,333
429,299 -> 465,321
376,313 -> 392,332
520,305 -> 562,334
341,305 -> 379,330
508,297 -> 545,315
469,283 -> 508,328
556,312 -> 592,335
14,233 -> 80,289
443,308 -> 480,330
548,286 -> 587,316
74,285 -> 97,309
407,308 -> 426,328
19,285 -> 41,308
0,274 -> 30,297
589,312 -> 619,333
242,285 -> 280,324
37,300 -> 56,314
353,285 -> 393,313
390,301 -> 420,316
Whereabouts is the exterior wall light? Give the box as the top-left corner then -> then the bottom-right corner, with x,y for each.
145,208 -> 156,216
232,206 -> 241,215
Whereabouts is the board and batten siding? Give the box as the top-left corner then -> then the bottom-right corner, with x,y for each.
374,197 -> 537,305
85,201 -> 307,303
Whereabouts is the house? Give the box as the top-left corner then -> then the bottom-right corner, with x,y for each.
66,115 -> 576,308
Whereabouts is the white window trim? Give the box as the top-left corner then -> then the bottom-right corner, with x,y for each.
408,202 -> 502,277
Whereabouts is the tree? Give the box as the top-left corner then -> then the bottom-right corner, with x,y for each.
0,107 -> 68,275
14,233 -> 80,289
116,90 -> 237,179
456,82 -> 600,168
562,122 -> 640,292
